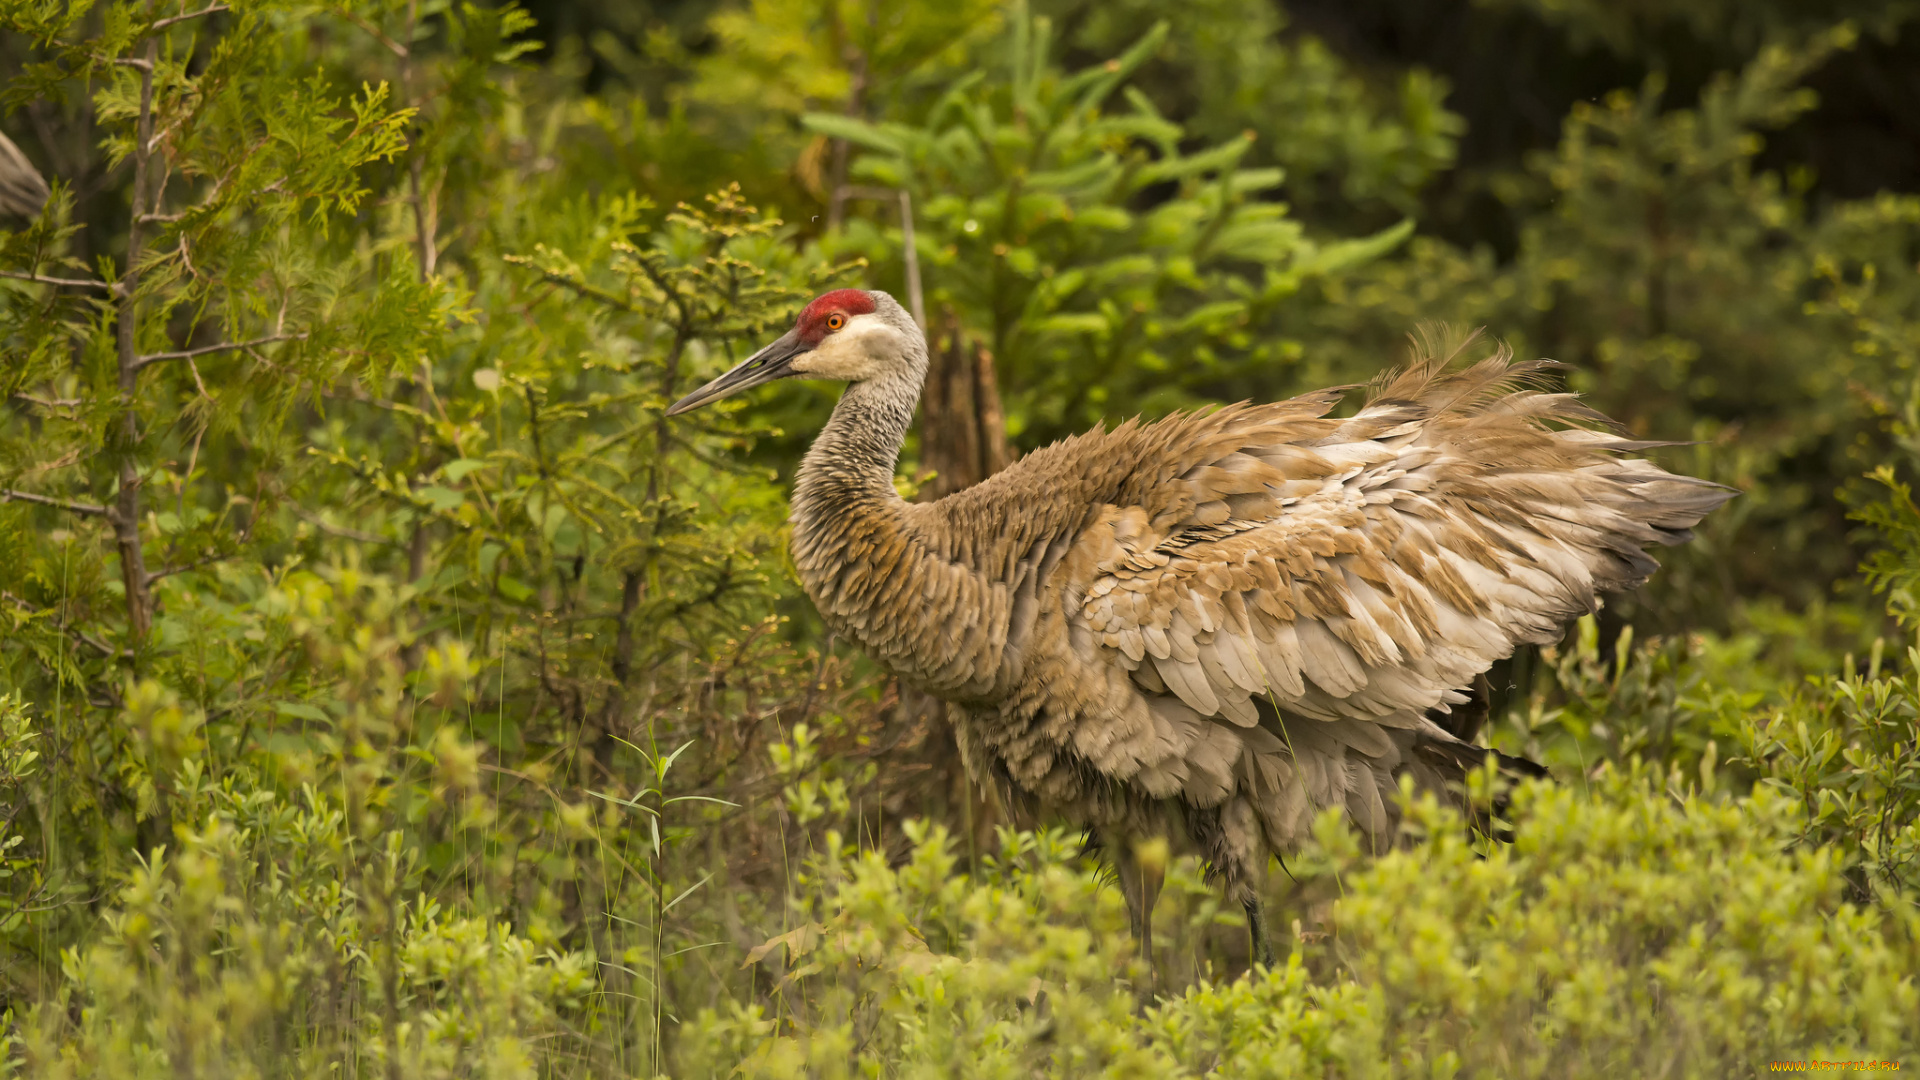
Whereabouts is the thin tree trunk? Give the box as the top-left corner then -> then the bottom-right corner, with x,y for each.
917,308 -> 1013,499
973,341 -> 1010,476
824,6 -> 870,230
400,0 -> 436,589
111,33 -> 159,640
593,569 -> 643,772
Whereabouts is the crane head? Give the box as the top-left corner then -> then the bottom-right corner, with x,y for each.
667,288 -> 917,416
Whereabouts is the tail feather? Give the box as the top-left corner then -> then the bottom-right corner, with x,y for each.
1411,732 -> 1548,842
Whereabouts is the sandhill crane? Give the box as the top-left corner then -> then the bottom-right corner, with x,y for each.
669,289 -> 1733,967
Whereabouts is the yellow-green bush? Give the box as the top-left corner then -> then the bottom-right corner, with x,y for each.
685,776 -> 1919,1079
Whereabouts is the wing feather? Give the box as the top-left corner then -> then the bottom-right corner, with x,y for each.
1069,338 -> 1733,744
917,332 -> 1731,850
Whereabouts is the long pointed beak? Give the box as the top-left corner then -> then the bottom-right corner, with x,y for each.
666,329 -> 810,416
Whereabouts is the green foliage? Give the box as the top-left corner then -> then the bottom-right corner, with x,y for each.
1298,777 -> 1919,1077
1487,0 -> 1912,59
1858,469 -> 1920,628
689,0 -> 1001,121
1503,613 -> 1761,773
0,0 -> 876,1072
18,571 -> 595,1078
811,8 -> 1411,444
2,0 -> 1920,1075
0,695 -> 39,914
1043,0 -> 1463,222
680,777 -> 1920,1078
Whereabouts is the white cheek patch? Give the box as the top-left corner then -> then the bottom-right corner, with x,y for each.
792,337 -> 856,379
792,315 -> 891,381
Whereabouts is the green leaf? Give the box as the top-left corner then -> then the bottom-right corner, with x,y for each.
1293,218 -> 1414,277
801,113 -> 907,156
415,486 -> 466,512
1031,313 -> 1111,337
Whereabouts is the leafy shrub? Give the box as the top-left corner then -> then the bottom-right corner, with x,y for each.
681,775 -> 1920,1078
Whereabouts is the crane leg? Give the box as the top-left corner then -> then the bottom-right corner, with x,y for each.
1244,897 -> 1275,969
1112,842 -> 1164,993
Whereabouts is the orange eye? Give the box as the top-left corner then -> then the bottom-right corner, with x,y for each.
825,313 -> 846,331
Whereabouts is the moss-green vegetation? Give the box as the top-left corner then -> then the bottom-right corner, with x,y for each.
1,0 -> 1917,1075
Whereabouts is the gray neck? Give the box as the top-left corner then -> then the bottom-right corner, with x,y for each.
793,369 -> 921,515
788,357 -> 1012,698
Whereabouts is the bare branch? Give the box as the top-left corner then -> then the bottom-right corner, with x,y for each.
186,356 -> 212,400
145,551 -> 230,585
1,489 -> 110,516
134,332 -> 306,370
899,189 -> 924,330
111,57 -> 153,70
150,3 -> 229,31
76,631 -> 130,660
0,269 -> 115,291
334,7 -> 408,57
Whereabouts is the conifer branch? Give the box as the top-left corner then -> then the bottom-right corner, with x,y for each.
134,332 -> 306,370
1,591 -> 130,660
1,489 -> 110,516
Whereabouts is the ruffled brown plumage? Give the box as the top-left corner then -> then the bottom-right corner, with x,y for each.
676,294 -> 1734,966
